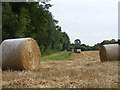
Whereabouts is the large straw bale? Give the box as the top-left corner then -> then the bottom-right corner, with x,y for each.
99,44 -> 119,61
0,38 -> 40,70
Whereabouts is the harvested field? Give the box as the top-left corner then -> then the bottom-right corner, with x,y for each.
2,51 -> 119,88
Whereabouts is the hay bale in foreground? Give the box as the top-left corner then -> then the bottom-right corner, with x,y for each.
99,44 -> 119,61
1,38 -> 40,70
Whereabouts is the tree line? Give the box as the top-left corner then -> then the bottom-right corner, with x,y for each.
71,39 -> 118,51
2,2 -> 71,55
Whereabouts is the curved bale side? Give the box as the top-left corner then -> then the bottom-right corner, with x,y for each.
99,44 -> 119,62
0,38 -> 41,70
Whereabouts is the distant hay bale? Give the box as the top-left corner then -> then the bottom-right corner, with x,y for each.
99,44 -> 119,61
1,38 -> 40,70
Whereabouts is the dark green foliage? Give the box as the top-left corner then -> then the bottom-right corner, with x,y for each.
73,39 -> 81,50
74,39 -> 81,45
2,2 -> 71,55
62,32 -> 70,51
118,39 -> 120,45
100,39 -> 117,45
79,46 -> 86,51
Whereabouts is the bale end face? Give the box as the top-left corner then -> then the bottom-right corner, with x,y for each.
21,38 -> 40,70
99,46 -> 107,62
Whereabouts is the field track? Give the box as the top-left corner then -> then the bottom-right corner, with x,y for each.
2,51 -> 118,88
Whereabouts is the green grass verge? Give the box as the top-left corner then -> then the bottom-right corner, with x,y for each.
42,51 -> 72,60
41,50 -> 59,56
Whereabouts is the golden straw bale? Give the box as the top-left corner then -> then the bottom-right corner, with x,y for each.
99,44 -> 119,61
1,38 -> 40,70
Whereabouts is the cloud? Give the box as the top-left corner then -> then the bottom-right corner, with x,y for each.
50,0 -> 118,45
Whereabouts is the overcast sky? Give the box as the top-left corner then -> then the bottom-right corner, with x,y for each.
49,0 -> 119,46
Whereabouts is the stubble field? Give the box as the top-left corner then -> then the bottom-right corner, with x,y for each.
2,51 -> 119,88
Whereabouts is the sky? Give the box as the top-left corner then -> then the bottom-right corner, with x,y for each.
49,0 -> 119,46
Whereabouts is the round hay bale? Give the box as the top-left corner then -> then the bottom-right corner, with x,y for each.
99,44 -> 119,62
1,38 -> 40,70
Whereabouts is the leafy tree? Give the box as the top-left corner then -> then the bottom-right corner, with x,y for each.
2,3 -> 19,40
2,2 -> 71,55
80,46 -> 86,51
62,32 -> 70,51
74,39 -> 81,45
